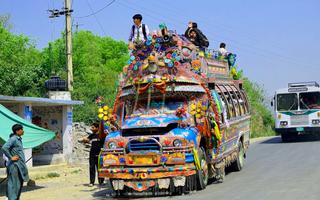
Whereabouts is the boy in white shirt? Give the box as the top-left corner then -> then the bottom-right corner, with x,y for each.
218,42 -> 228,57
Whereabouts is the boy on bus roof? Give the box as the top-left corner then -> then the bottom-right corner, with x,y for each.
128,14 -> 150,49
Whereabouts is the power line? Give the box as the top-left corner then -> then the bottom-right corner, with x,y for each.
85,0 -> 106,35
73,22 -> 84,32
156,0 -> 296,55
116,1 -> 184,30
75,0 -> 116,19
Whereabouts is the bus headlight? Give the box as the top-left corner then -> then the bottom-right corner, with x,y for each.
173,139 -> 183,147
280,121 -> 288,126
108,142 -> 117,149
312,119 -> 320,125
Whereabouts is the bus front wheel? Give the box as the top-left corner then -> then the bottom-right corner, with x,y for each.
196,147 -> 209,190
281,133 -> 297,142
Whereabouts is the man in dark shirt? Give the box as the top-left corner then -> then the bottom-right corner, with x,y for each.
2,124 -> 29,200
79,122 -> 104,186
187,29 -> 202,47
185,21 -> 209,49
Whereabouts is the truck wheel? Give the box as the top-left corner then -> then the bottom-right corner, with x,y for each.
196,147 -> 209,190
231,141 -> 245,171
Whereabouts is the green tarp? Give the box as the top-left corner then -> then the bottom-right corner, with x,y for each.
0,104 -> 55,148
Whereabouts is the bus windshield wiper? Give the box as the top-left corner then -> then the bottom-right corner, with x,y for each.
300,99 -> 310,110
288,101 -> 297,110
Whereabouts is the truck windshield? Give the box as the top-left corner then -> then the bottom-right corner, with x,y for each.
277,93 -> 298,111
299,92 -> 320,109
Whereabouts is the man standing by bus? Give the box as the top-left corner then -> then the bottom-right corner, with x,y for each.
79,122 -> 105,187
1,124 -> 29,200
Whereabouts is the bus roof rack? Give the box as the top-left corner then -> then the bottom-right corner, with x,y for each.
288,81 -> 319,88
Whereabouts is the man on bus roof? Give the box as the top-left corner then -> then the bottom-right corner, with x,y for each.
184,21 -> 209,49
128,14 -> 150,49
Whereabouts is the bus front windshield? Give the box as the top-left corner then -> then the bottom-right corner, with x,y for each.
299,92 -> 320,109
277,93 -> 298,111
129,97 -> 185,116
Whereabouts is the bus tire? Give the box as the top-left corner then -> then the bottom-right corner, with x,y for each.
281,133 -> 289,142
196,147 -> 209,190
215,166 -> 225,183
231,141 -> 245,171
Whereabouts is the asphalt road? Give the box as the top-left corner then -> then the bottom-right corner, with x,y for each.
97,135 -> 320,200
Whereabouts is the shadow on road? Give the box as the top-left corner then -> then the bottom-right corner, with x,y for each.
261,135 -> 320,144
0,179 -> 45,197
90,181 -> 115,199
261,137 -> 282,144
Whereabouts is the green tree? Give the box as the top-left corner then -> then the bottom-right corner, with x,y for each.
41,31 -> 129,123
0,24 -> 44,96
0,14 -> 12,31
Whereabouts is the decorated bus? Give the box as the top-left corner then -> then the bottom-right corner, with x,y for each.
97,25 -> 251,195
273,82 -> 320,142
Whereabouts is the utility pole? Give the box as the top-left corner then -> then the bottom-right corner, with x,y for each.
65,0 -> 73,91
73,22 -> 84,33
48,1 -> 74,92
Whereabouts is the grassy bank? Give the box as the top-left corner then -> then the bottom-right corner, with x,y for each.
243,78 -> 276,138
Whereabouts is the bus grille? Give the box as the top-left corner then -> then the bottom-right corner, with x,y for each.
128,138 -> 161,153
290,115 -> 309,126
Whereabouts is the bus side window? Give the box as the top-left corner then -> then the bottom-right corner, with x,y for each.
217,92 -> 225,124
231,91 -> 240,117
237,91 -> 246,115
216,84 -> 235,121
216,86 -> 231,121
240,90 -> 250,113
225,93 -> 235,119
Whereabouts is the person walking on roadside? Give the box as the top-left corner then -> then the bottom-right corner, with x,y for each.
1,124 -> 29,200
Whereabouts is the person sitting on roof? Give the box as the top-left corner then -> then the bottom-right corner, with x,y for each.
128,14 -> 150,49
184,21 -> 194,38
184,21 -> 209,49
218,42 -> 228,57
187,29 -> 201,47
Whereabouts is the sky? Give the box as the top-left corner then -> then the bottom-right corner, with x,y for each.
1,0 -> 319,98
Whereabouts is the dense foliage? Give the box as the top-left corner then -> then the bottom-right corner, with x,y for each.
243,78 -> 275,137
0,25 -> 45,96
41,31 -> 128,123
0,22 -> 275,136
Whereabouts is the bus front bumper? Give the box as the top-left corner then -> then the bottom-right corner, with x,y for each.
99,163 -> 196,179
275,127 -> 320,134
98,164 -> 197,192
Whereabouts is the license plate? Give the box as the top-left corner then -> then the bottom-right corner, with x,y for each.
130,155 -> 158,165
296,127 -> 304,132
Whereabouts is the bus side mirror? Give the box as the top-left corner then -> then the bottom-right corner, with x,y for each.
271,101 -> 273,107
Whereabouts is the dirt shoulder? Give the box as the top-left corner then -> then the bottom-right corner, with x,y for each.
0,163 -> 112,200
